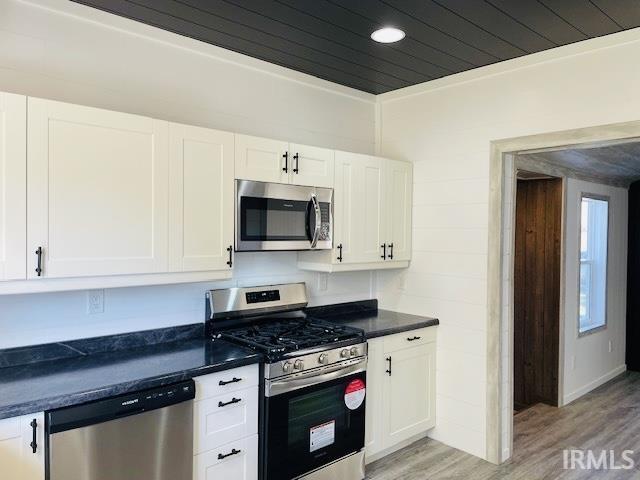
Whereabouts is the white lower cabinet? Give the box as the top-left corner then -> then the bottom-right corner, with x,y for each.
365,328 -> 436,463
194,435 -> 258,480
0,413 -> 45,480
193,365 -> 259,480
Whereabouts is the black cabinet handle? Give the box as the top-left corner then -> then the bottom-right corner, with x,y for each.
35,247 -> 43,276
293,153 -> 299,174
388,242 -> 394,260
337,243 -> 343,263
385,356 -> 392,376
218,397 -> 241,408
219,377 -> 242,386
226,245 -> 233,268
282,151 -> 288,173
380,243 -> 386,260
30,419 -> 37,453
218,448 -> 241,460
407,336 -> 421,341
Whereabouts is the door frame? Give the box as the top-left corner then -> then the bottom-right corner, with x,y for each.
486,120 -> 640,464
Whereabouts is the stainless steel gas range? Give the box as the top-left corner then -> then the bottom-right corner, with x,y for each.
206,283 -> 367,480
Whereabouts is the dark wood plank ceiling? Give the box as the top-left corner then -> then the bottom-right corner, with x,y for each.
71,0 -> 640,94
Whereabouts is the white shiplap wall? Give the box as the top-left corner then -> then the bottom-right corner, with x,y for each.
0,0 -> 376,348
377,28 -> 640,459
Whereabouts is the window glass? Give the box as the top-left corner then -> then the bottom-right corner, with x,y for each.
578,196 -> 608,334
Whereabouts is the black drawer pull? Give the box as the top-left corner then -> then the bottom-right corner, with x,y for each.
219,377 -> 242,386
388,242 -> 394,260
282,152 -> 288,173
226,245 -> 233,268
385,356 -> 392,376
293,152 -> 299,173
218,448 -> 241,460
218,397 -> 241,408
407,336 -> 421,341
30,419 -> 37,453
35,247 -> 43,276
380,243 -> 386,260
337,243 -> 343,262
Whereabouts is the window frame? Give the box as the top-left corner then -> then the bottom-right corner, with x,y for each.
577,192 -> 610,337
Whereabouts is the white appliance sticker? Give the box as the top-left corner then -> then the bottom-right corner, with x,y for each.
310,420 -> 335,452
344,379 -> 366,410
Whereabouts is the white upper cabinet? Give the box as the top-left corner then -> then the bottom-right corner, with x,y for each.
235,135 -> 334,187
0,93 -> 26,281
27,98 -> 169,279
235,134 -> 288,184
385,159 -> 413,262
288,143 -> 334,188
169,123 -> 234,273
298,153 -> 411,271
358,155 -> 386,263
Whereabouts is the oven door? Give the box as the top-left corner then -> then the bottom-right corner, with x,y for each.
236,180 -> 332,251
263,358 -> 366,480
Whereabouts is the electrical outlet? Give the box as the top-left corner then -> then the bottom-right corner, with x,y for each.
318,273 -> 329,292
398,272 -> 407,291
608,340 -> 613,353
87,289 -> 104,314
571,355 -> 576,371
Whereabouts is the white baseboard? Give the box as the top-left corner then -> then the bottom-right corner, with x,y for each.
562,364 -> 627,405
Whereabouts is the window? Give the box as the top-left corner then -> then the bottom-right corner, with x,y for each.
579,195 -> 609,334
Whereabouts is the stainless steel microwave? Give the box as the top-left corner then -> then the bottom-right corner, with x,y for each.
235,180 -> 333,251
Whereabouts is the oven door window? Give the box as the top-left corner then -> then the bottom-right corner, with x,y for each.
240,197 -> 311,242
264,371 -> 366,480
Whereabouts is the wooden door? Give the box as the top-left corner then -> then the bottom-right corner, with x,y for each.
384,159 -> 412,262
514,178 -> 562,409
0,92 -> 27,281
234,134 -> 288,184
288,143 -> 334,188
169,123 -> 234,272
27,98 -> 169,278
382,343 -> 436,448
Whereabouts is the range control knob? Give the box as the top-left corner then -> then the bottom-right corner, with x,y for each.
350,346 -> 359,357
340,348 -> 350,358
282,361 -> 292,373
294,359 -> 304,370
318,353 -> 328,365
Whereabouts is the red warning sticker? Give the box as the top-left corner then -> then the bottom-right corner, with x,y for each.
344,379 -> 366,410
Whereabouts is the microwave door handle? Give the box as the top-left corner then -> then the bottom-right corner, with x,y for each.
309,194 -> 321,248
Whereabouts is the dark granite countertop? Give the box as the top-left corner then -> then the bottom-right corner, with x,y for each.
308,300 -> 439,339
0,325 -> 260,420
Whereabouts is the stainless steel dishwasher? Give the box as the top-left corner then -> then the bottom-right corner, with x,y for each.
46,380 -> 195,480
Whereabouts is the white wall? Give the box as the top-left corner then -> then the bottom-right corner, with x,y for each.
562,179 -> 627,405
376,28 -> 640,459
0,0 -> 376,348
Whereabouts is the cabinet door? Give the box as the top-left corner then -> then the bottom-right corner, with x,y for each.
235,134 -> 288,184
383,342 -> 435,448
358,155 -> 386,263
0,92 -> 26,281
0,413 -> 45,480
333,151 -> 360,264
27,98 -> 169,278
364,337 -> 384,461
385,159 -> 412,262
169,124 -> 234,272
288,143 -> 334,188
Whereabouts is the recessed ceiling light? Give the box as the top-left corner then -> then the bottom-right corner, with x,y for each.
371,27 -> 405,44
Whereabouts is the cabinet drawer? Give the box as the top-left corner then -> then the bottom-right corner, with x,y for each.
383,327 -> 436,353
194,386 -> 258,453
194,434 -> 258,480
194,364 -> 259,400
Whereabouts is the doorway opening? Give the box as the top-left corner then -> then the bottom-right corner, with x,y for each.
513,173 -> 562,412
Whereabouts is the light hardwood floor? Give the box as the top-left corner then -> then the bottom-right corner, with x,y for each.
367,371 -> 640,479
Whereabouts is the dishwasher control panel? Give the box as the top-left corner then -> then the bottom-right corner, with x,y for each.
48,379 -> 196,434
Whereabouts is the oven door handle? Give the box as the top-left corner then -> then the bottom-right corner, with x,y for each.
308,193 -> 321,248
265,357 -> 367,397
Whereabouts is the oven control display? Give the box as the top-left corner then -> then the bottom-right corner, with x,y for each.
344,379 -> 366,410
246,290 -> 280,304
310,420 -> 335,452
